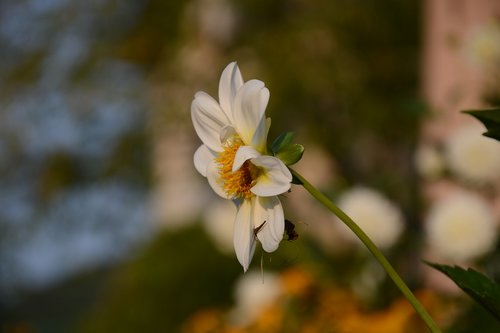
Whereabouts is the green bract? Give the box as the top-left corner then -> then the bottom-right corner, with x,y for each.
275,143 -> 304,166
271,132 -> 295,153
271,132 -> 304,166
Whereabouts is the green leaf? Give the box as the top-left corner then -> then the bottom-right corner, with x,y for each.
426,261 -> 500,321
270,132 -> 295,154
463,108 -> 500,141
275,143 -> 304,166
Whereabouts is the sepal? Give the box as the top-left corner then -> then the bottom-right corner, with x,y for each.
275,143 -> 304,166
270,132 -> 295,154
271,132 -> 304,166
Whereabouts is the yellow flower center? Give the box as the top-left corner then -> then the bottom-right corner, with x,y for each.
216,138 -> 259,199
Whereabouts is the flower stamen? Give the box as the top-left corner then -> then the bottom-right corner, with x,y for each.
216,139 -> 258,199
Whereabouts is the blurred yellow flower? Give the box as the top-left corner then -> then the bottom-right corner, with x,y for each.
280,267 -> 314,297
182,309 -> 224,333
181,267 -> 453,333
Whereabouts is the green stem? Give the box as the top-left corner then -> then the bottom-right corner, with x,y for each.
290,169 -> 442,333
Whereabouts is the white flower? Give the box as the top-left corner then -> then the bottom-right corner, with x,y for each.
464,21 -> 500,69
445,125 -> 500,183
425,192 -> 497,262
230,270 -> 282,326
191,62 -> 292,271
203,199 -> 236,254
336,187 -> 405,249
414,144 -> 444,179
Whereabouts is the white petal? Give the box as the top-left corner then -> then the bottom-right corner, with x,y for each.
191,92 -> 229,152
250,156 -> 292,196
232,146 -> 261,172
250,114 -> 269,153
193,144 -> 217,177
207,160 -> 230,199
233,80 -> 270,146
253,196 -> 284,252
219,125 -> 237,143
234,199 -> 256,271
219,62 -> 243,123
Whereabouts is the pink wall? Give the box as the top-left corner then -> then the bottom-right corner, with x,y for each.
422,0 -> 500,141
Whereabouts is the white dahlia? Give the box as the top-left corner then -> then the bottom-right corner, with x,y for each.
465,21 -> 500,69
203,199 -> 236,254
336,187 -> 405,249
425,192 -> 498,262
445,125 -> 500,183
231,270 -> 282,326
191,62 -> 292,271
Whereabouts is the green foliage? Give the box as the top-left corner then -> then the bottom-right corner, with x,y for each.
426,262 -> 500,322
464,108 -> 500,141
38,152 -> 81,202
102,130 -> 151,186
115,0 -> 188,65
2,268 -> 112,333
233,0 -> 422,212
445,299 -> 500,333
78,225 -> 242,333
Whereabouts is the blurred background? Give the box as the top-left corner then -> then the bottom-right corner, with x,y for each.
1,0 -> 500,332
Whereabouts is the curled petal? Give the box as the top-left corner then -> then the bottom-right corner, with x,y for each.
250,156 -> 292,196
219,62 -> 243,123
219,125 -> 237,143
253,196 -> 284,252
193,144 -> 217,177
234,199 -> 257,271
191,92 -> 229,152
207,160 -> 230,199
250,115 -> 269,154
232,146 -> 261,172
234,80 -> 270,146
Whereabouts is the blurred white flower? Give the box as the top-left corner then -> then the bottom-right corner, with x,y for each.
336,187 -> 405,249
464,21 -> 500,69
230,270 -> 282,326
203,199 -> 236,254
415,144 -> 444,179
445,125 -> 500,183
197,0 -> 236,44
152,128 -> 208,229
425,192 -> 497,262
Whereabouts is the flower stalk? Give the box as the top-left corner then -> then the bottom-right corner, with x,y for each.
290,168 -> 442,333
